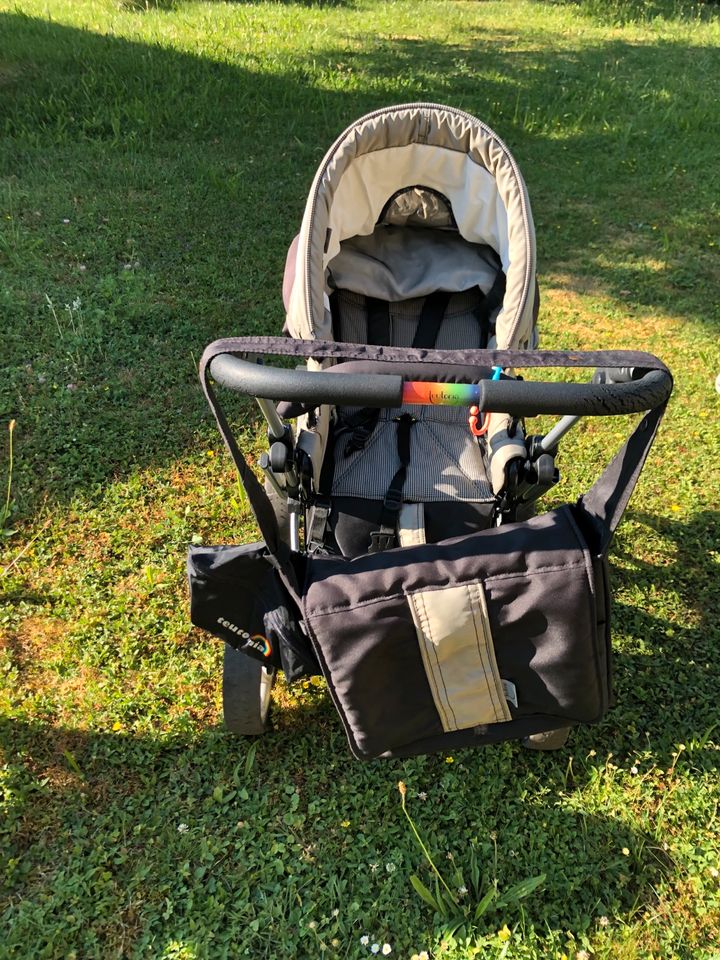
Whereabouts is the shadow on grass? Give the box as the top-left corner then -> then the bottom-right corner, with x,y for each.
0,711 -> 678,957
2,11 -> 717,518
542,0 -> 720,26
337,30 -> 720,328
1,10 -> 716,954
3,495 -> 720,954
1,11 -> 352,520
602,508 -> 720,759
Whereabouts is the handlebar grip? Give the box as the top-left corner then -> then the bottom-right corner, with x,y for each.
479,369 -> 672,417
209,354 -> 671,417
209,354 -> 404,408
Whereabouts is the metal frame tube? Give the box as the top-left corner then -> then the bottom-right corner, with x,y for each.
256,397 -> 286,441
539,415 -> 580,452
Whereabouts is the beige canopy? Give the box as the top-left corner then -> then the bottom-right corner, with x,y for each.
285,103 -> 538,350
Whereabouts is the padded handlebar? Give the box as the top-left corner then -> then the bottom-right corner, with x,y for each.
477,369 -> 671,417
210,353 -> 404,408
209,353 -> 672,417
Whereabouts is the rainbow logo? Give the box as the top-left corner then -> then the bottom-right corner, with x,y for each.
402,381 -> 481,406
252,635 -> 273,659
216,617 -> 273,659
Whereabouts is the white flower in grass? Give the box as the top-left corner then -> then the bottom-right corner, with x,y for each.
457,885 -> 468,896
177,823 -> 189,833
369,863 -> 379,872
630,766 -> 639,775
417,791 -> 427,800
332,908 -> 339,917
385,862 -> 396,873
308,920 -> 317,930
371,945 -> 380,955
598,915 -> 610,927
360,936 -> 370,946
381,945 -> 392,956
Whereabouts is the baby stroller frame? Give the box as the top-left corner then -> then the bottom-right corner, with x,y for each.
189,105 -> 672,758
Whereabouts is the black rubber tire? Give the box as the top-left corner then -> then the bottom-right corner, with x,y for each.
222,644 -> 275,736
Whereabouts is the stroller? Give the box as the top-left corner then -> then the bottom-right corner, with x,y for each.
189,104 -> 672,760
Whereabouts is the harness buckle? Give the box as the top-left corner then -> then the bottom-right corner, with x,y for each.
369,531 -> 397,553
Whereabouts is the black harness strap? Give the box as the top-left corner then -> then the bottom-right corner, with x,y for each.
307,426 -> 337,554
329,290 -> 342,342
366,298 -> 391,346
369,413 -> 416,553
343,291 -> 451,459
337,296 -> 391,457
411,291 -> 452,349
341,407 -> 381,457
474,270 -> 506,348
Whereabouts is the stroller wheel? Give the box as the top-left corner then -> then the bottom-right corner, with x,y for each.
522,726 -> 571,751
222,644 -> 275,736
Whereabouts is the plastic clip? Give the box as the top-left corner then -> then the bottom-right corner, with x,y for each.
468,406 -> 489,437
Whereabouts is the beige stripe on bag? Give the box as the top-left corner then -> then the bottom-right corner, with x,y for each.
408,581 -> 511,731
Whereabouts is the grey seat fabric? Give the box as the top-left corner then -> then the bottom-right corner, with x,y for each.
329,226 -> 500,305
329,287 -> 494,505
332,405 -> 493,503
333,288 -> 487,349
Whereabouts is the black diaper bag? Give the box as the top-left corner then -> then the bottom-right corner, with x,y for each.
190,339 -> 670,759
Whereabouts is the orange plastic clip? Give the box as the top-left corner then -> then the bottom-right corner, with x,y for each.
468,405 -> 490,438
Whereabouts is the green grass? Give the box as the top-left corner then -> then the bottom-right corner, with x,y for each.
1,0 -> 719,957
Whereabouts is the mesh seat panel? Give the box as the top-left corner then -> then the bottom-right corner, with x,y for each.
331,405 -> 493,503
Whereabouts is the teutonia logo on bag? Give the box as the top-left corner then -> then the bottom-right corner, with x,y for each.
216,617 -> 272,657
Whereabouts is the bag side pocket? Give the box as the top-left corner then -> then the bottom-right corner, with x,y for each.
188,543 -> 318,680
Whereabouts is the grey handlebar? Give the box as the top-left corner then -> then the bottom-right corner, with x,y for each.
209,354 -> 404,408
209,354 -> 672,417
477,369 -> 671,417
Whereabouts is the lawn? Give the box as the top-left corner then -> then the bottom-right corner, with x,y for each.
1,0 -> 719,957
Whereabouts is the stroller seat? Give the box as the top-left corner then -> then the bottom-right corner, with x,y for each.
286,164 -> 531,556
326,289 -> 498,554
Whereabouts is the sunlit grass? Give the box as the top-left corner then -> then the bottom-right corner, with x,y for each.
1,1 -> 719,957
